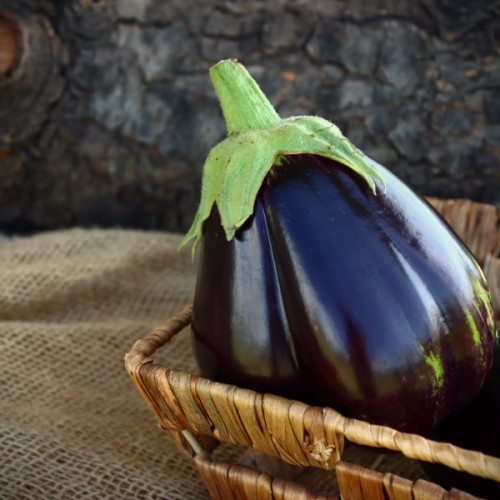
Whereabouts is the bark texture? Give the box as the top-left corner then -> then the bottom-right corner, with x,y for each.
0,0 -> 499,234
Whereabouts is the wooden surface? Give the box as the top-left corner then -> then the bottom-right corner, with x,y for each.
0,1 -> 499,234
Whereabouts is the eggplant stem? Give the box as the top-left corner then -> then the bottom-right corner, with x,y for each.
210,59 -> 281,135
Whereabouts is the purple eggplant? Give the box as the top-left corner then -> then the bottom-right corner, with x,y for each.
193,201 -> 307,402
183,60 -> 496,434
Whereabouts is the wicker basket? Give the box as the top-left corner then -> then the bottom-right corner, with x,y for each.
125,198 -> 500,499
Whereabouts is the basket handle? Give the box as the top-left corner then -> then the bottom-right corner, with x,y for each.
124,303 -> 193,376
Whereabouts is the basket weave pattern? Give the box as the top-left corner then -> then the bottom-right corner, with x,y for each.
125,198 -> 500,499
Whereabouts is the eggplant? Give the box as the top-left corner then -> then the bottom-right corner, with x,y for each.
182,60 -> 496,434
421,340 -> 500,498
193,201 -> 308,402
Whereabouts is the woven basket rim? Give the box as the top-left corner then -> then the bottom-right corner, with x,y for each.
124,304 -> 500,484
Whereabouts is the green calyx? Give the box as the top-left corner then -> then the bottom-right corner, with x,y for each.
181,59 -> 385,251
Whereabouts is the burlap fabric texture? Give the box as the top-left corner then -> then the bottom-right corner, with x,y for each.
0,229 -> 211,499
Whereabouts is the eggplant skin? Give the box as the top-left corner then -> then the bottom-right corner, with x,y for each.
192,154 -> 495,434
192,200 -> 308,402
420,342 -> 500,498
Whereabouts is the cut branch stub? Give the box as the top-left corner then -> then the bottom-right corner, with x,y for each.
0,8 -> 65,148
0,11 -> 22,80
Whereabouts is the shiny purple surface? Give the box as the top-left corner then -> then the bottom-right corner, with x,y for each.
192,200 -> 307,401
192,155 -> 495,433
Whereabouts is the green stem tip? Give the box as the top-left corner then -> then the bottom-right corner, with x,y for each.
210,59 -> 281,135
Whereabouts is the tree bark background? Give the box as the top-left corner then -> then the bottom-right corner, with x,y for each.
0,0 -> 499,234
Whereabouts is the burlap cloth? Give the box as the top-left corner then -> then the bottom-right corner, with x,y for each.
0,229 -> 209,499
0,215 -> 498,498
